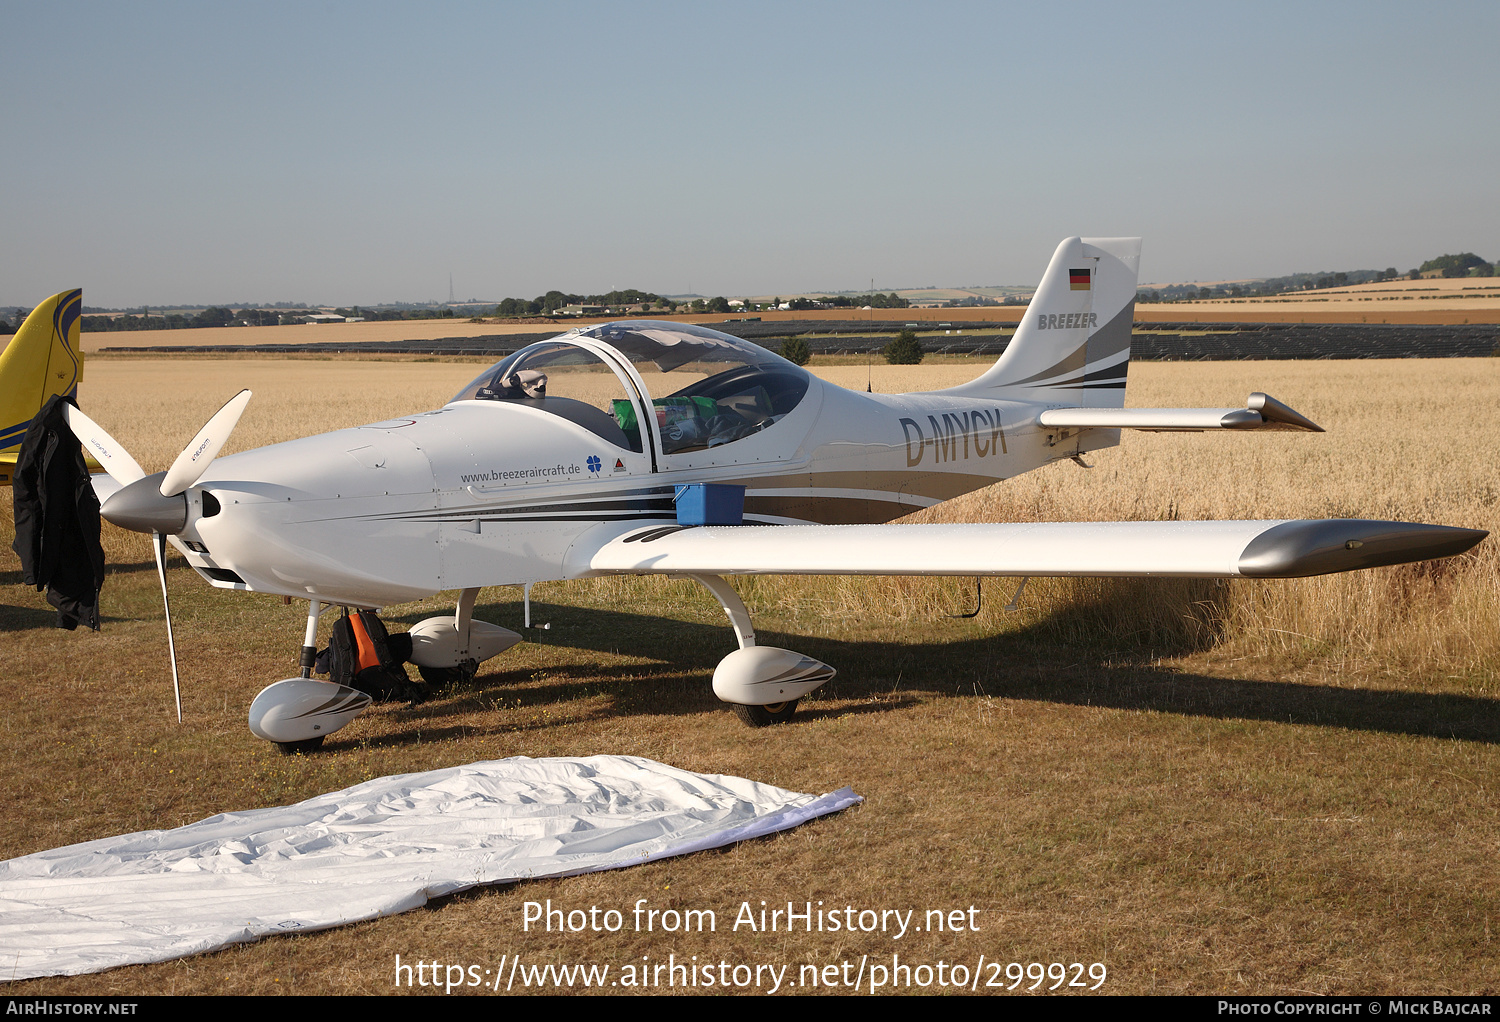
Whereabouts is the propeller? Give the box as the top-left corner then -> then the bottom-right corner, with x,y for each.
62,404 -> 147,487
66,391 -> 252,722
161,389 -> 253,496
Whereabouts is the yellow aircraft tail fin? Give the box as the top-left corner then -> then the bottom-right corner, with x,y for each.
0,290 -> 84,485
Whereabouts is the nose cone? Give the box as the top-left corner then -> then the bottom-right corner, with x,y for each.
100,471 -> 188,534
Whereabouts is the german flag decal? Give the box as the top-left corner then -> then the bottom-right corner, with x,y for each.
1069,268 -> 1091,291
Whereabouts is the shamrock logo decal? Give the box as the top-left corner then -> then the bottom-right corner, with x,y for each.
586,455 -> 601,475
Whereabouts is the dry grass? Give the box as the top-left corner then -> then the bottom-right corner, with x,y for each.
824,359 -> 1500,681
3,357 -> 1499,995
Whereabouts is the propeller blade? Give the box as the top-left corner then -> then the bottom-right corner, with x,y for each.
160,389 -> 252,497
61,403 -> 146,487
153,531 -> 183,723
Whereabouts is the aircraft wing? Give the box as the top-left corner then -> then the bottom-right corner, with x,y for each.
567,519 -> 1485,580
1038,392 -> 1324,432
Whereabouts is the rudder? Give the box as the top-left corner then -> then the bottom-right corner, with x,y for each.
0,290 -> 84,483
952,237 -> 1140,408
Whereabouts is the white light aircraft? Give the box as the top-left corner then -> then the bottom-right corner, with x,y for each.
24,238 -> 1486,751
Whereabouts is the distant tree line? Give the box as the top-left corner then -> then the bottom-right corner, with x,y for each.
811,292 -> 909,309
77,305 -> 470,331
331,307 -> 456,321
766,292 -> 909,312
82,307 -> 243,331
490,288 -> 910,317
494,289 -> 671,316
1420,253 -> 1493,278
1136,254 -> 1496,303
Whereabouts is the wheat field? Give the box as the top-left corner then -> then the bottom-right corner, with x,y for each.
3,354 -> 1498,995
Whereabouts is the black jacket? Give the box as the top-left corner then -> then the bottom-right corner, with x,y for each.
11,395 -> 106,630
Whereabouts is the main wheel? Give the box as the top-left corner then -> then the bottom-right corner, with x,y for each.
417,659 -> 478,686
732,699 -> 800,727
276,735 -> 326,755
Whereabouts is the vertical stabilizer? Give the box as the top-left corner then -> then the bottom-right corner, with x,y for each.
950,237 -> 1140,407
0,290 -> 84,484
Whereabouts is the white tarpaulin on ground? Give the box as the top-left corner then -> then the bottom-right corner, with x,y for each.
0,755 -> 860,980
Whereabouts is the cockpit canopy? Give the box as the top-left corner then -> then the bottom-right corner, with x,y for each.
451,321 -> 812,455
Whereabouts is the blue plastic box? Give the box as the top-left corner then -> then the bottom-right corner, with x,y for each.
674,483 -> 745,526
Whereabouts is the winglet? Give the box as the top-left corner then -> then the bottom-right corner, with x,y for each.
1242,393 -> 1323,432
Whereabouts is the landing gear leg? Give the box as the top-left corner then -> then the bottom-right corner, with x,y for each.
298,599 -> 323,678
278,599 -> 330,753
689,574 -> 830,727
415,588 -> 481,685
688,573 -> 755,650
456,587 -> 477,645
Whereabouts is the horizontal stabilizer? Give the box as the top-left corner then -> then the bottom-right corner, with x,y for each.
567,518 -> 1484,580
1038,392 -> 1323,433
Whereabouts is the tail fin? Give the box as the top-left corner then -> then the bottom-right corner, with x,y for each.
0,290 -> 84,484
952,237 -> 1140,407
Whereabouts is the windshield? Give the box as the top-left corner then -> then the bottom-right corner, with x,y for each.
452,321 -> 811,456
449,340 -> 643,451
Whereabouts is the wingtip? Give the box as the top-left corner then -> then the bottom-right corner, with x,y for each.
1239,520 -> 1487,578
1247,392 -> 1324,432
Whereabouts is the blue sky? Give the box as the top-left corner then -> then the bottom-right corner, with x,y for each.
3,1 -> 1496,306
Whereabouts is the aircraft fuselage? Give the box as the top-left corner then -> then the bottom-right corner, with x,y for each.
177,374 -> 1105,607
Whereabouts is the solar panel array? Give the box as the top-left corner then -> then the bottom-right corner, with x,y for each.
102,320 -> 1500,361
